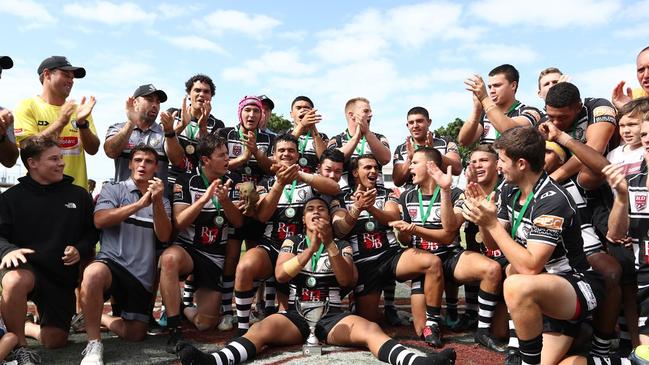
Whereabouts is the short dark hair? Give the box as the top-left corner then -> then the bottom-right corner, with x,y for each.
619,97 -> 649,120
129,144 -> 159,162
407,106 -> 429,120
470,144 -> 498,158
494,126 -> 545,173
545,82 -> 581,109
274,133 -> 299,149
20,136 -> 59,168
350,153 -> 379,172
185,74 -> 215,96
196,134 -> 226,160
319,148 -> 344,164
489,64 -> 519,91
291,96 -> 314,109
413,146 -> 442,167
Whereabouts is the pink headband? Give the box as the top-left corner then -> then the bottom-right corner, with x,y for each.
238,96 -> 263,124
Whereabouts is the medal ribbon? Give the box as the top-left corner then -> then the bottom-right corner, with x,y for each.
418,186 -> 440,224
283,180 -> 298,204
346,129 -> 366,155
298,130 -> 312,156
305,236 -> 325,272
510,190 -> 534,239
186,121 -> 199,140
238,125 -> 258,149
199,168 -> 222,215
494,100 -> 521,139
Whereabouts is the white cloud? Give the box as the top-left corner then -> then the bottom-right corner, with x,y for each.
222,50 -> 317,83
162,35 -> 226,54
469,0 -> 621,28
621,0 -> 649,20
572,63 -> 637,99
64,1 -> 153,25
470,43 -> 538,64
615,24 -> 649,39
0,0 -> 56,24
203,10 -> 282,38
156,3 -> 197,19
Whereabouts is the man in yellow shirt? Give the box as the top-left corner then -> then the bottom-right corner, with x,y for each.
14,56 -> 100,190
612,46 -> 649,109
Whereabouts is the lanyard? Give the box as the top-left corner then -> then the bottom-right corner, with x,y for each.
418,186 -> 440,223
346,129 -> 366,155
486,182 -> 500,202
199,168 -> 221,212
305,236 -> 325,272
510,190 -> 534,238
186,121 -> 199,140
494,100 -> 521,139
238,126 -> 257,145
283,180 -> 297,204
298,130 -> 311,155
410,137 -> 424,150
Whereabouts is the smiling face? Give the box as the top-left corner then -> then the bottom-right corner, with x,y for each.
275,140 -> 298,167
638,49 -> 649,93
619,114 -> 643,148
28,145 -> 65,184
409,151 -> 430,185
353,157 -> 379,189
406,113 -> 431,141
640,120 -> 649,155
469,150 -> 498,185
45,69 -> 75,99
496,149 -> 524,184
303,198 -> 331,230
319,158 -> 343,182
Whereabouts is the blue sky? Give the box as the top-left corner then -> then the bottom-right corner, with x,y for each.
0,0 -> 647,182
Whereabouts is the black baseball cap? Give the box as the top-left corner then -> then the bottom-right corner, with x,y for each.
258,94 -> 275,110
37,56 -> 85,78
133,84 -> 168,103
0,56 -> 13,70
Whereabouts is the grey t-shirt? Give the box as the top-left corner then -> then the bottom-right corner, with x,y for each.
105,122 -> 169,185
94,178 -> 171,292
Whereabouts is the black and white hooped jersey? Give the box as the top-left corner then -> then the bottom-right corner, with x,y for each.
497,173 -> 589,274
342,188 -> 399,264
284,234 -> 351,311
561,178 -> 603,255
626,161 -> 649,288
328,130 -> 390,193
480,101 -> 541,145
173,172 -> 237,261
464,180 -> 505,259
258,177 -> 317,250
399,185 -> 464,256
166,109 -> 225,186
286,129 -> 328,174
392,136 -> 460,188
217,126 -> 274,184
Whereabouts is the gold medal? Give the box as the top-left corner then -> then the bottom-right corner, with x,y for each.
185,144 -> 195,155
475,232 -> 483,244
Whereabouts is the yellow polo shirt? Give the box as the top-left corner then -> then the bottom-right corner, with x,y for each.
633,88 -> 648,99
14,96 -> 97,190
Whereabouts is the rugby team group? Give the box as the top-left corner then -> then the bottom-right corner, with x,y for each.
0,47 -> 648,365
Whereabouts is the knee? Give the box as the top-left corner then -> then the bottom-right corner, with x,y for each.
425,256 -> 443,281
194,316 -> 218,331
81,266 -> 108,292
1,271 -> 34,297
484,261 -> 502,283
235,256 -> 256,281
503,275 -> 532,310
40,328 -> 68,349
124,325 -> 147,342
160,252 -> 180,274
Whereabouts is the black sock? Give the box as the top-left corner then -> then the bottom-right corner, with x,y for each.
221,275 -> 234,316
477,289 -> 498,330
425,306 -> 441,326
167,315 -> 181,330
589,329 -> 613,357
210,337 -> 257,365
264,278 -> 276,310
519,335 -> 542,365
383,281 -> 396,308
445,297 -> 458,321
377,339 -> 454,365
586,355 -> 631,365
464,284 -> 479,318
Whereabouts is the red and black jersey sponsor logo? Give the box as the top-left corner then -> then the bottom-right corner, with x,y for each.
59,136 -> 79,148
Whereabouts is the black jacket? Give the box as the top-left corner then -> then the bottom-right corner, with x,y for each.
0,174 -> 97,287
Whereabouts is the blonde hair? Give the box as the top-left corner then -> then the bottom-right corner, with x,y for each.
345,97 -> 370,114
537,67 -> 563,90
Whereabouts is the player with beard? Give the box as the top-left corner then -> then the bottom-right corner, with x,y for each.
388,147 -> 504,352
288,96 -> 328,174
392,106 -> 462,189
327,97 -> 390,192
331,154 -> 447,347
177,197 -> 456,365
463,126 -> 607,365
233,134 -> 340,334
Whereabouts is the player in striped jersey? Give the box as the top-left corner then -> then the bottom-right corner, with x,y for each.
331,154 -> 447,348
288,96 -> 328,174
389,147 -> 504,352
159,134 -> 244,352
459,64 -> 541,147
177,197 -> 456,365
463,126 -> 606,365
233,134 -> 340,334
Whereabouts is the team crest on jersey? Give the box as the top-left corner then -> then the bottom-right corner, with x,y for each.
148,136 -> 162,147
408,208 -> 418,219
482,123 -> 490,137
636,194 -> 647,211
298,189 -> 308,199
233,144 -> 242,156
434,208 -> 441,219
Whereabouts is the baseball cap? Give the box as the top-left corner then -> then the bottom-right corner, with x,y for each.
0,56 -> 13,70
133,84 -> 168,103
258,94 -> 275,110
37,56 -> 86,78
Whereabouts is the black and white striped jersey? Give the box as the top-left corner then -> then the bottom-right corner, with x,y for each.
627,161 -> 649,288
480,101 -> 541,145
217,126 -> 274,184
392,136 -> 459,188
286,129 -> 328,174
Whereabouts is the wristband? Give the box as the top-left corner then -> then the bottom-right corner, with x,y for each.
164,130 -> 176,138
76,120 -> 90,129
349,205 -> 360,219
282,256 -> 302,277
